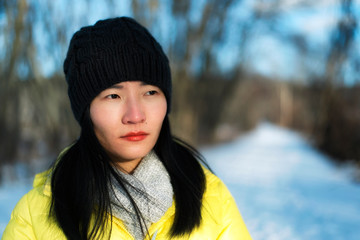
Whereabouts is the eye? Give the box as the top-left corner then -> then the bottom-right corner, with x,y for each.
106,94 -> 120,99
145,90 -> 158,96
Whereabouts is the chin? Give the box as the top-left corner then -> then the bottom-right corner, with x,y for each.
114,147 -> 152,162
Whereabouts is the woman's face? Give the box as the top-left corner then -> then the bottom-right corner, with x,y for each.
90,81 -> 167,173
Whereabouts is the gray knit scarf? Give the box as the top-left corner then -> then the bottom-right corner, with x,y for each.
109,151 -> 173,240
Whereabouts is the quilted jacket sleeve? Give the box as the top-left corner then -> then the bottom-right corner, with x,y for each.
202,169 -> 252,240
216,181 -> 252,240
1,193 -> 36,240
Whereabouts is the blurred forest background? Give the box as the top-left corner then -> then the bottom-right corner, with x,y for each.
0,0 -> 360,182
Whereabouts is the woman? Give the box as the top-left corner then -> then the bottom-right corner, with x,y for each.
2,17 -> 252,240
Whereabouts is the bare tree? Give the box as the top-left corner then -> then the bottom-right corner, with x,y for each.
315,0 -> 358,160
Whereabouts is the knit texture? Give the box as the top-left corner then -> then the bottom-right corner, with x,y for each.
63,17 -> 172,123
109,151 -> 173,240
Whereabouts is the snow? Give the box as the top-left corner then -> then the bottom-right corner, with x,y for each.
1,122 -> 360,239
202,122 -> 360,240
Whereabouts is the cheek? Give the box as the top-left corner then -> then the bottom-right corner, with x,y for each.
153,101 -> 167,131
90,104 -> 114,140
90,106 -> 102,130
152,100 -> 167,122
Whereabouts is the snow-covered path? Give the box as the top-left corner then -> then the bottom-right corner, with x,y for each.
203,123 -> 360,240
1,123 -> 360,239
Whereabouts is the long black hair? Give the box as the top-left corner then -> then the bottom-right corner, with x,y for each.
50,107 -> 206,239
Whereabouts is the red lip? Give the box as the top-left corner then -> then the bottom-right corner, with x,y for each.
121,131 -> 149,141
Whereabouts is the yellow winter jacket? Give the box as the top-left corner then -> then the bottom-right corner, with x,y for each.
2,167 -> 252,239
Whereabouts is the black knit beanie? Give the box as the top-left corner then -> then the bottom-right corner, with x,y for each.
64,17 -> 172,124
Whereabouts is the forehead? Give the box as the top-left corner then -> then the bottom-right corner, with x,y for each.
108,81 -> 156,89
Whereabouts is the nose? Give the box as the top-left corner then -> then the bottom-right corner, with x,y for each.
122,97 -> 146,124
